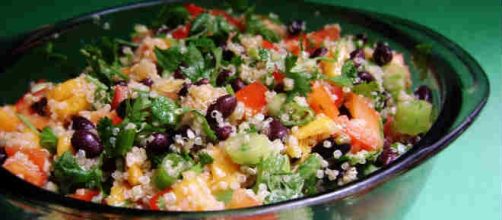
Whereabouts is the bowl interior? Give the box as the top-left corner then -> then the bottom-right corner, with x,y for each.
0,0 -> 489,218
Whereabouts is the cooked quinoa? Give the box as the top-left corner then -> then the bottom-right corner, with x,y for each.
0,2 -> 434,211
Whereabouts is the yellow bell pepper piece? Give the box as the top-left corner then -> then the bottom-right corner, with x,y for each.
293,115 -> 340,141
106,183 -> 127,206
127,164 -> 143,186
57,133 -> 72,156
0,107 -> 20,132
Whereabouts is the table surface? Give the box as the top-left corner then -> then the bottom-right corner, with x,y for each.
0,0 -> 500,219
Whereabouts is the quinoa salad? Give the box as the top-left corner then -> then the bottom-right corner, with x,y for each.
0,2 -> 434,211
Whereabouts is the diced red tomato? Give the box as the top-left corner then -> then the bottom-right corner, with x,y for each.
3,153 -> 47,186
149,188 -> 172,210
110,111 -> 123,125
344,93 -> 384,152
111,85 -> 128,109
235,82 -> 268,114
307,82 -> 339,120
69,189 -> 100,202
5,146 -> 50,172
185,3 -> 205,17
272,70 -> 285,85
172,24 -> 191,39
307,25 -> 340,49
210,10 -> 243,30
262,40 -> 276,50
328,84 -> 344,107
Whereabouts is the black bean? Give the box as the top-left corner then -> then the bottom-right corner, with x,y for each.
0,148 -> 6,165
310,47 -> 328,58
375,146 -> 397,167
116,98 -> 134,119
30,97 -> 48,116
222,46 -> 235,61
194,78 -> 209,86
71,130 -> 103,158
350,49 -> 365,60
273,83 -> 285,93
173,67 -> 185,79
231,78 -> 246,92
71,116 -> 95,131
357,71 -> 375,83
312,138 -> 351,161
355,33 -> 368,44
373,41 -> 393,66
178,82 -> 191,97
156,65 -> 164,76
264,119 -> 288,141
414,85 -> 432,102
338,105 -> 352,119
215,126 -> 232,140
287,20 -> 306,36
336,143 -> 351,155
140,78 -> 154,87
146,132 -> 171,153
216,70 -> 234,86
207,95 -> 237,119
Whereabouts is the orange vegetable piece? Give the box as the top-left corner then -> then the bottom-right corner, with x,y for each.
235,81 -> 268,114
111,85 -> 129,109
0,107 -> 21,132
3,152 -> 47,186
69,189 -> 100,202
307,25 -> 340,49
227,189 -> 261,209
329,84 -> 345,107
5,146 -> 50,172
344,93 -> 384,152
307,82 -> 339,120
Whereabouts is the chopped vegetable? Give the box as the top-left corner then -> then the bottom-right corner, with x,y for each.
223,133 -> 276,165
53,152 -> 102,194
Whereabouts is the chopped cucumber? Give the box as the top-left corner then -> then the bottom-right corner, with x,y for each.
267,93 -> 287,116
153,153 -> 192,190
382,63 -> 410,100
392,99 -> 432,135
223,133 -> 277,165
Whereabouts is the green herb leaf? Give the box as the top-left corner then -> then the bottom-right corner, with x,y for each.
283,54 -> 313,98
297,154 -> 322,195
39,127 -> 58,153
154,46 -> 183,74
152,4 -> 189,29
246,15 -> 281,42
190,13 -> 235,39
97,117 -> 116,158
254,155 -> 304,204
115,128 -> 136,157
53,152 -> 102,194
192,111 -> 218,142
198,152 -> 214,166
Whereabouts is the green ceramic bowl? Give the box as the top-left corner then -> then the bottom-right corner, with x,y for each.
0,0 -> 489,219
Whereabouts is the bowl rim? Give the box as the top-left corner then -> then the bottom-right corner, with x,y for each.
0,0 -> 490,217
